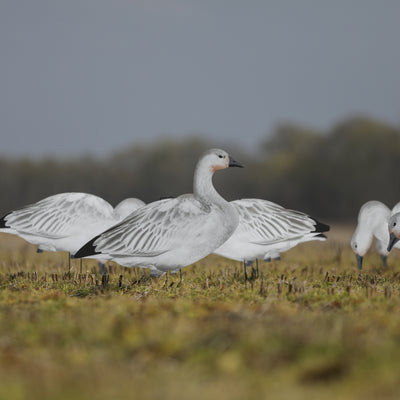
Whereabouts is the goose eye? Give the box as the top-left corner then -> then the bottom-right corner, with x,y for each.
394,222 -> 397,227
218,155 -> 224,159
354,244 -> 358,249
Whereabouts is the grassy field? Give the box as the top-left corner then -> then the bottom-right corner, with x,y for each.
1,226 -> 400,400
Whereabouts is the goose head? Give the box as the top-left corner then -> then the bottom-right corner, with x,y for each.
193,149 -> 243,202
350,230 -> 373,270
198,148 -> 243,173
387,213 -> 400,252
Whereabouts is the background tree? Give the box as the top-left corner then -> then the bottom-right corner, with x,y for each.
1,116 -> 399,222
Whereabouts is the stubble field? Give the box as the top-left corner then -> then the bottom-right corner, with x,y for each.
1,226 -> 400,400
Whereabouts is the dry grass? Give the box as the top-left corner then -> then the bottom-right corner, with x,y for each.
1,227 -> 400,400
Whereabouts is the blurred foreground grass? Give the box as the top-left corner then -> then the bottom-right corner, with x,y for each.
1,227 -> 400,400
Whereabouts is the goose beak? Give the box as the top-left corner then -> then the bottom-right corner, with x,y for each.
356,254 -> 363,270
387,232 -> 399,252
228,156 -> 244,168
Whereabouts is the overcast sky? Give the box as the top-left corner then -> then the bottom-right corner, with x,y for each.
1,0 -> 400,157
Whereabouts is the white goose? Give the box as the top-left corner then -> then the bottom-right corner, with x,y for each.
74,149 -> 243,276
350,200 -> 400,269
214,198 -> 329,266
0,193 -> 145,256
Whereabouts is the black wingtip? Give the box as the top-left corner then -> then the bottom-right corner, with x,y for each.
312,219 -> 330,233
0,213 -> 9,229
315,233 -> 327,239
74,235 -> 102,259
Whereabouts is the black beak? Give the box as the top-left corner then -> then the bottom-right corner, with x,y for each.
228,156 -> 244,168
356,254 -> 363,270
387,232 -> 399,252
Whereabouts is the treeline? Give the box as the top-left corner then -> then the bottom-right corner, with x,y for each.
1,116 -> 400,221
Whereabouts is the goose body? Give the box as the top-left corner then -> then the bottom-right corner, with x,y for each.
214,198 -> 329,264
75,149 -> 243,275
0,193 -> 145,254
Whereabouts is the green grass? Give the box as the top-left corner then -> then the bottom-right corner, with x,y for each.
1,230 -> 400,400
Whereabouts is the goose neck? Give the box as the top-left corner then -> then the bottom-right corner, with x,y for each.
193,164 -> 225,205
361,207 -> 389,239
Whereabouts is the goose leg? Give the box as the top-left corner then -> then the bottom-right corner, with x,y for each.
381,255 -> 388,268
98,261 -> 107,275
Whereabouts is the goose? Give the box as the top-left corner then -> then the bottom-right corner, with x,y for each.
0,193 -> 145,270
213,198 -> 329,269
74,148 -> 243,276
350,200 -> 400,269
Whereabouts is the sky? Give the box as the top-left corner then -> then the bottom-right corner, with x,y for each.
1,0 -> 400,157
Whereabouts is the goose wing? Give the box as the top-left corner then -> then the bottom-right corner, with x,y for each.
1,193 -> 114,238
79,196 -> 213,258
231,199 -> 328,244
